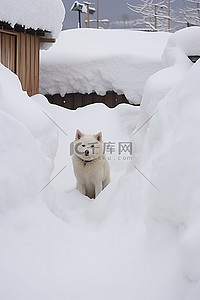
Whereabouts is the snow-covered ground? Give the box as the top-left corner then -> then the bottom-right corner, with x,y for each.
40,29 -> 170,104
1,27 -> 200,300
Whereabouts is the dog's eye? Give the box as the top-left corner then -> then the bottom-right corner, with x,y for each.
91,145 -> 94,148
82,144 -> 85,147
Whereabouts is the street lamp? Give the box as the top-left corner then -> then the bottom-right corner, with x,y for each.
70,1 -> 87,28
97,0 -> 99,29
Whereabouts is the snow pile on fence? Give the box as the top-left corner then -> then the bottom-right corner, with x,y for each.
0,0 -> 65,40
40,29 -> 170,104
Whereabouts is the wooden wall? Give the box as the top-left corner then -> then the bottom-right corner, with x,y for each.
0,30 -> 40,96
46,91 -> 131,110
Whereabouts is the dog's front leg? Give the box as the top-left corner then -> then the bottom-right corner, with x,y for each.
77,182 -> 86,196
95,182 -> 103,198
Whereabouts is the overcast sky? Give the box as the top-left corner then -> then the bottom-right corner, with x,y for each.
61,0 -> 184,29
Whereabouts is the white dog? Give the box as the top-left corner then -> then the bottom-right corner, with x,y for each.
72,129 -> 110,199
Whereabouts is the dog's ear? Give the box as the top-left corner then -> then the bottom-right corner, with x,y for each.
76,129 -> 84,140
95,132 -> 102,142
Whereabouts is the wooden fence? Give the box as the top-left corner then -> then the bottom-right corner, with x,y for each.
0,29 -> 40,96
45,91 -> 132,110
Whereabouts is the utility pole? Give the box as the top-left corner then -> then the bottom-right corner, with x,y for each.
97,0 -> 99,28
84,2 -> 95,28
154,5 -> 157,31
168,0 -> 170,31
86,3 -> 90,28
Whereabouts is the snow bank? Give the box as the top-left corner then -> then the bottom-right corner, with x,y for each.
164,26 -> 200,58
0,0 -> 65,40
1,27 -> 200,300
0,63 -> 58,211
40,29 -> 170,104
137,59 -> 200,297
37,28 -> 200,299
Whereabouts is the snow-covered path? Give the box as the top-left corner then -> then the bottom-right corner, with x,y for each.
1,27 -> 200,300
1,96 -> 185,300
34,96 -> 139,226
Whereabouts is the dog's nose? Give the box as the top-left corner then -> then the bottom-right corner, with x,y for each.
85,150 -> 89,156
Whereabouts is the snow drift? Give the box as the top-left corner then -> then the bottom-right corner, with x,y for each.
40,29 -> 170,104
0,63 -> 58,211
1,27 -> 200,299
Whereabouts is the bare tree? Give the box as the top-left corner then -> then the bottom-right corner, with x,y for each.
126,0 -> 180,31
121,13 -> 131,28
179,0 -> 200,26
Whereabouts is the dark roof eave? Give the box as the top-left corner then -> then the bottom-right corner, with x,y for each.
0,20 -> 50,37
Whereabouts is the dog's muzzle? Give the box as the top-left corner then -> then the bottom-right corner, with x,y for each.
85,150 -> 89,156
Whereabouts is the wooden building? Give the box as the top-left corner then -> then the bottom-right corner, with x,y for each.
0,21 -> 54,96
46,91 -> 130,110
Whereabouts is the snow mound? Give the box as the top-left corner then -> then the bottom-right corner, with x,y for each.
0,0 -> 65,40
40,29 -> 170,104
163,26 -> 200,62
1,28 -> 200,300
0,63 -> 58,211
138,59 -> 200,290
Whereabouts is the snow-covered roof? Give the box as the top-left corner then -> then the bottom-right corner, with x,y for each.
40,29 -> 170,104
0,0 -> 65,40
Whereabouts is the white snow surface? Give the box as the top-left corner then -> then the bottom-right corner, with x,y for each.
0,0 -> 65,40
164,26 -> 200,57
40,29 -> 170,104
1,28 -> 200,299
0,62 -> 58,211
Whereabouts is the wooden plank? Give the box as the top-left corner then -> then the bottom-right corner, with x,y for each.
113,93 -> 123,106
30,35 -> 35,95
93,92 -> 103,104
83,93 -> 93,107
39,38 -> 56,43
19,33 -> 26,91
34,36 -> 40,94
66,93 -> 74,109
25,34 -> 31,95
122,94 -> 129,104
1,34 -> 6,67
0,29 -> 18,36
0,33 -> 1,62
104,91 -> 114,108
73,93 -> 83,109
11,35 -> 16,73
16,32 -> 21,76
6,35 -> 10,68
9,35 -> 13,71
50,94 -> 65,107
0,33 -> 15,72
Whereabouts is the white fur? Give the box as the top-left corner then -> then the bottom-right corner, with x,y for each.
72,129 -> 110,199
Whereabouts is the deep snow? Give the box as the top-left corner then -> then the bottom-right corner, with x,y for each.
40,29 -> 170,104
1,27 -> 200,300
